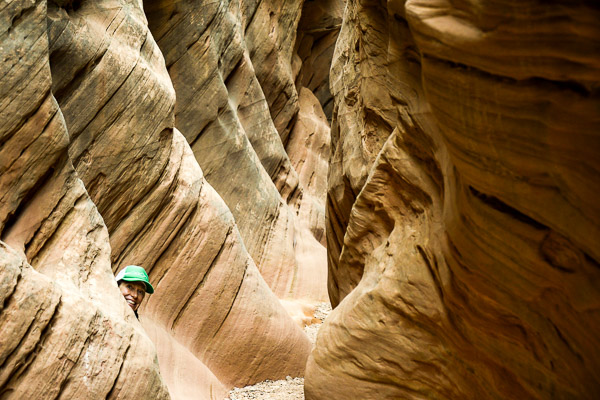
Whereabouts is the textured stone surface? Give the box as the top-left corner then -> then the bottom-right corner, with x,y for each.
143,0 -> 329,302
0,244 -> 171,399
0,1 -> 169,397
46,0 -> 313,395
308,0 -> 600,399
8,0 -> 596,399
325,0 -> 403,307
295,0 -> 344,121
2,0 -> 326,398
284,88 -> 330,300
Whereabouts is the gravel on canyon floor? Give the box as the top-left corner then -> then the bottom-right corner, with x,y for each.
225,302 -> 332,400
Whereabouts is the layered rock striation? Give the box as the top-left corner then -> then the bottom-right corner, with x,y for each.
4,0 -> 596,399
143,0 -> 330,302
2,0 -> 331,399
1,1 -> 169,397
308,0 -> 600,399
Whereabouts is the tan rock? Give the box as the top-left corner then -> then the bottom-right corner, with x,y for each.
285,88 -> 331,301
242,0 -> 304,144
45,0 -> 312,396
142,317 -> 228,400
295,0 -> 344,119
0,2 -> 169,397
136,131 -> 312,389
0,243 -> 170,399
326,0 -> 405,306
307,0 -> 600,399
2,0 -> 322,398
143,0 -> 329,302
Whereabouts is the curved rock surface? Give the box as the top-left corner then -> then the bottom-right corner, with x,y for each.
0,1 -> 169,397
2,0 -> 327,398
295,0 -> 344,121
5,0 -> 594,399
308,0 -> 600,399
142,0 -> 330,302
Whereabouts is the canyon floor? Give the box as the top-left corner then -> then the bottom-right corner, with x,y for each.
225,303 -> 332,400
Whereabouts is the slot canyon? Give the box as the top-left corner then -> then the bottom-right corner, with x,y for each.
0,0 -> 599,399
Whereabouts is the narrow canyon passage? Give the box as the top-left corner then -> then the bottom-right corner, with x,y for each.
1,1 -> 599,400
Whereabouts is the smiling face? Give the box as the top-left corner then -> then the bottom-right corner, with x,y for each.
119,280 -> 146,312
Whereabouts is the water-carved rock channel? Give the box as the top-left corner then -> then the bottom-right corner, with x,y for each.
1,1 -> 599,399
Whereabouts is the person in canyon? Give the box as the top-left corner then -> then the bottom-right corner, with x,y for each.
115,265 -> 155,318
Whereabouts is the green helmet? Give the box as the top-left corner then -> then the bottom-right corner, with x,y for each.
115,265 -> 154,294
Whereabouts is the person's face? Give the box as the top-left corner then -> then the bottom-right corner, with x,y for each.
119,281 -> 146,311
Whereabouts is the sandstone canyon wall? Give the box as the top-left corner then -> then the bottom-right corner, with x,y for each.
307,0 -> 600,399
141,0 -> 330,302
1,0 -> 332,399
0,1 -> 170,398
2,0 -> 599,399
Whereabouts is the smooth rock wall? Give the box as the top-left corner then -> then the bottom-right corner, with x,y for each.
307,0 -> 600,399
2,0 -> 329,398
143,0 -> 330,301
47,0 -> 313,396
0,1 -> 169,397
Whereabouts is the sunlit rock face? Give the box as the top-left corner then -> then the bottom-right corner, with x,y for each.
46,0 -> 314,396
308,0 -> 600,399
0,1 -> 169,398
143,0 -> 330,302
1,0 -> 329,398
